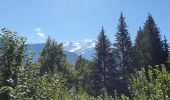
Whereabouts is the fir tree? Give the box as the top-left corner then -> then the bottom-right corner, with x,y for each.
135,14 -> 168,70
92,27 -> 115,97
114,12 -> 132,95
163,36 -> 169,70
135,27 -> 144,70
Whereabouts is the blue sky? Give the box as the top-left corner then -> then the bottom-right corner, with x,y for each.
0,0 -> 169,43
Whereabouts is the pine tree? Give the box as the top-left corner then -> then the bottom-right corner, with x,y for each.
135,14 -> 168,70
106,50 -> 116,96
163,36 -> 169,70
114,12 -> 132,95
92,27 -> 115,97
135,27 -> 144,70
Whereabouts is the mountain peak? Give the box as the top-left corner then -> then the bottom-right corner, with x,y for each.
28,39 -> 96,63
63,39 -> 96,59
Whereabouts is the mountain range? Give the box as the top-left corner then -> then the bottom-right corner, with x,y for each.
27,39 -> 96,64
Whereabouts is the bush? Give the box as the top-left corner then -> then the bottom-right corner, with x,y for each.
130,65 -> 170,99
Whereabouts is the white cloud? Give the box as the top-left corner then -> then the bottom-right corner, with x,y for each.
37,32 -> 45,38
35,28 -> 41,32
35,27 -> 45,38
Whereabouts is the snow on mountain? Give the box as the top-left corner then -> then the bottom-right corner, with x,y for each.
63,39 -> 96,59
27,39 -> 96,64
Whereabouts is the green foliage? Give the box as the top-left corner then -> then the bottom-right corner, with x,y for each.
130,65 -> 170,99
7,64 -> 72,99
0,28 -> 26,99
135,14 -> 168,70
39,36 -> 69,74
74,55 -> 92,93
114,12 -> 132,95
0,29 -> 75,100
163,36 -> 169,68
167,55 -> 170,65
0,13 -> 169,99
92,27 -> 115,97
38,37 -> 76,92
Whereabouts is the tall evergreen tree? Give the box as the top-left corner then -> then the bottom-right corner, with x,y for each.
92,27 -> 115,97
114,12 -> 132,95
163,36 -> 169,70
135,27 -> 144,70
135,14 -> 168,70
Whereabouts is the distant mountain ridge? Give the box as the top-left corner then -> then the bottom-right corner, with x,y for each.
27,39 -> 96,64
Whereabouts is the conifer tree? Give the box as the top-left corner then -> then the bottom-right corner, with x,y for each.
135,27 -> 144,70
135,14 -> 168,70
163,36 -> 169,69
92,27 -> 115,97
114,12 -> 132,95
74,55 -> 92,93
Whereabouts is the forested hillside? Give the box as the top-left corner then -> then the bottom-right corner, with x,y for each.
0,13 -> 169,99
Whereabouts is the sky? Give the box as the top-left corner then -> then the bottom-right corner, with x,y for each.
0,0 -> 169,43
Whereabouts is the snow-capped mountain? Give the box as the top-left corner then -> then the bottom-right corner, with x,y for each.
27,39 -> 96,64
63,39 -> 96,59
